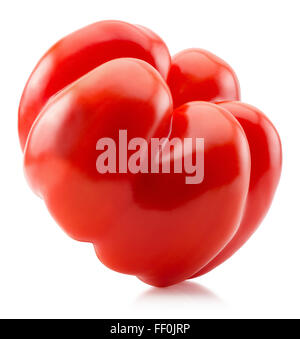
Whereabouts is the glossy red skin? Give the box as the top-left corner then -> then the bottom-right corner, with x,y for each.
167,49 -> 240,109
191,101 -> 282,278
23,58 -> 251,287
18,20 -> 171,151
20,22 -> 281,287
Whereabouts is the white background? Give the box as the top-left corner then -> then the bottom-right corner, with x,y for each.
0,0 -> 299,319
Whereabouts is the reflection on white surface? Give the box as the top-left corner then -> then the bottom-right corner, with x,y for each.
133,281 -> 224,317
137,281 -> 221,302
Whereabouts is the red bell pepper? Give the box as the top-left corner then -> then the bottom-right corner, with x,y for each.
19,20 -> 282,287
